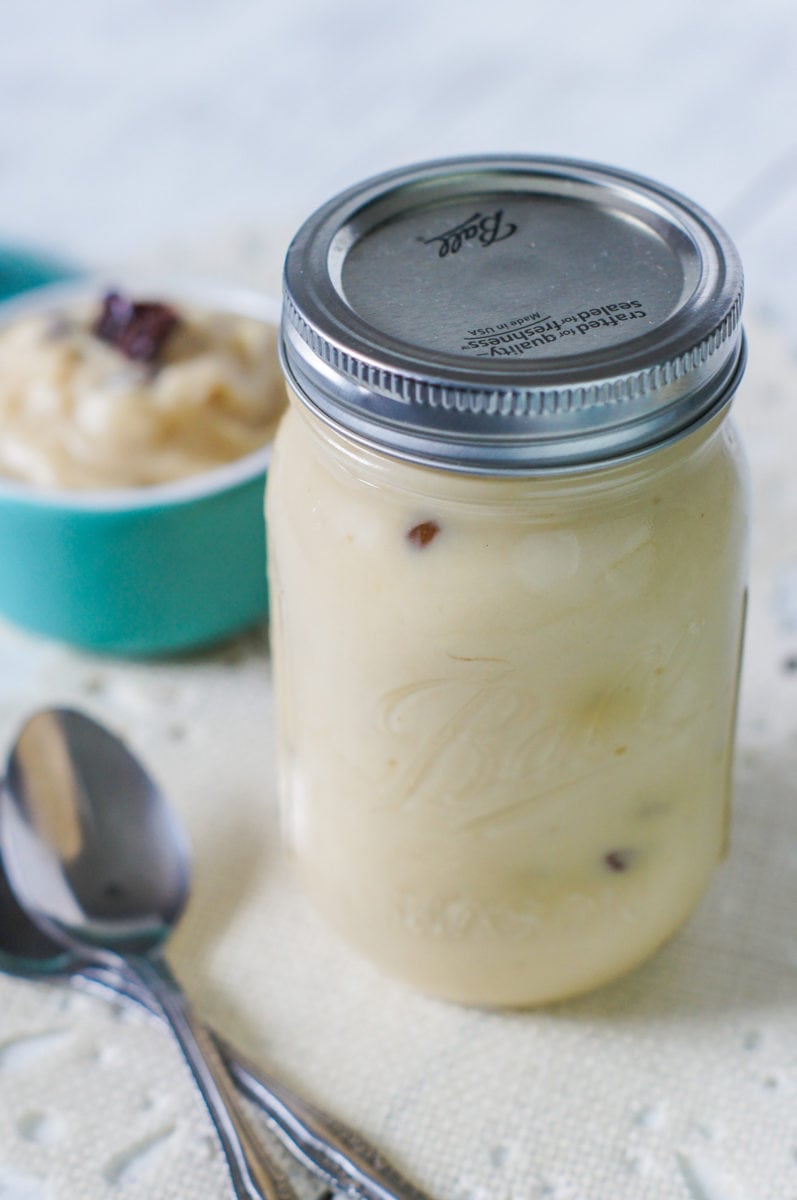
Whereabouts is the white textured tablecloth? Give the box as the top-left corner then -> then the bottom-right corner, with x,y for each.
0,232 -> 795,1199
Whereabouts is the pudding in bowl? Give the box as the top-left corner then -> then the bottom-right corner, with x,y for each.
0,288 -> 284,489
0,280 -> 284,655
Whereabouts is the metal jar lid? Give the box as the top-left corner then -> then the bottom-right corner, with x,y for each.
281,155 -> 745,474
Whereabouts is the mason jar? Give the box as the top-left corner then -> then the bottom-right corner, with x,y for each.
267,156 -> 749,1007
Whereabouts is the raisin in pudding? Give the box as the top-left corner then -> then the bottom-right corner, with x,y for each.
0,290 -> 285,489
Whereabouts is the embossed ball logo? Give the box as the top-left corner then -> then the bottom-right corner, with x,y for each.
420,209 -> 518,258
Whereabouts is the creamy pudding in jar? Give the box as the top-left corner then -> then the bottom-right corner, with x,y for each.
0,290 -> 285,489
269,156 -> 749,1006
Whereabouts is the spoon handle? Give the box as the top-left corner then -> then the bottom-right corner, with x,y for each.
127,955 -> 298,1200
220,1040 -> 432,1200
78,965 -> 432,1200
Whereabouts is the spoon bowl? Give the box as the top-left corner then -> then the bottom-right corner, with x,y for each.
4,708 -> 188,952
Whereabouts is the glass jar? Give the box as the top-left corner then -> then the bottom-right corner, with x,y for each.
268,156 -> 749,1006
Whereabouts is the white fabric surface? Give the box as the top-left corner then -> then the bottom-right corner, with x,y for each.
0,259 -> 796,1199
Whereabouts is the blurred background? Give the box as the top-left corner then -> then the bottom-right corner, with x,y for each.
3,0 -> 797,341
1,9 -> 796,1199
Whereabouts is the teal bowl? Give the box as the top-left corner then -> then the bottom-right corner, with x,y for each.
0,280 -> 280,656
0,242 -> 80,301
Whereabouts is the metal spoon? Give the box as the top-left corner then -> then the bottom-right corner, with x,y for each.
0,709 -> 430,1200
1,707 -> 297,1200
